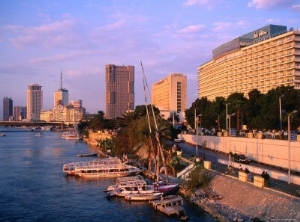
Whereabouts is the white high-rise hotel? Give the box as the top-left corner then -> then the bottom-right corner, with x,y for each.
198,24 -> 300,100
26,84 -> 43,121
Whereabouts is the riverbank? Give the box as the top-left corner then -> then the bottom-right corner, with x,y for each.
180,171 -> 300,221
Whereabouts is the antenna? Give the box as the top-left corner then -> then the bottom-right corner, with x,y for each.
60,70 -> 63,89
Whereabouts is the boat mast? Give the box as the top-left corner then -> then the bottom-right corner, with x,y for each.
140,62 -> 168,183
142,77 -> 156,173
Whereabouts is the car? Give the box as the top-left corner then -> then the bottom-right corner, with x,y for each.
234,154 -> 250,164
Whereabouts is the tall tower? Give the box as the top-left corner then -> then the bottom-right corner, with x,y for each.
152,73 -> 187,120
27,84 -> 43,121
105,64 -> 134,119
3,97 -> 13,121
54,71 -> 69,107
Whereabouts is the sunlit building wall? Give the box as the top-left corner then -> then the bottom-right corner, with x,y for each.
152,73 -> 187,121
198,25 -> 300,100
26,84 -> 43,121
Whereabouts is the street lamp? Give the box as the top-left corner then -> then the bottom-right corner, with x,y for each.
228,113 -> 236,137
279,95 -> 284,132
288,110 -> 297,184
195,114 -> 202,158
225,103 -> 230,131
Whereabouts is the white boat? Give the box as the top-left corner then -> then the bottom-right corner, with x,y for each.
106,176 -> 178,198
35,132 -> 43,137
65,134 -> 81,140
151,195 -> 189,220
0,133 -> 6,137
124,192 -> 163,201
63,157 -> 142,178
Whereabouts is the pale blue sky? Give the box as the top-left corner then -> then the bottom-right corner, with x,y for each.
1,0 -> 300,119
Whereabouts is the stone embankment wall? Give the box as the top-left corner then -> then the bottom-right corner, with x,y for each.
183,172 -> 300,221
182,134 -> 300,184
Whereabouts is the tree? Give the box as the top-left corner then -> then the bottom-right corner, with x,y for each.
227,93 -> 247,132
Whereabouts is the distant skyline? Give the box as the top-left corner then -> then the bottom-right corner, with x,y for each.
1,0 -> 300,119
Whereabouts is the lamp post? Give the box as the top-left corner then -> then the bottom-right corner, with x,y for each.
195,113 -> 202,158
228,113 -> 236,137
279,95 -> 284,132
288,110 -> 297,184
225,103 -> 230,131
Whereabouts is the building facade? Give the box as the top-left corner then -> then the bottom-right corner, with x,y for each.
198,24 -> 300,100
152,73 -> 187,121
105,64 -> 134,119
13,106 -> 26,121
27,84 -> 43,121
3,97 -> 13,121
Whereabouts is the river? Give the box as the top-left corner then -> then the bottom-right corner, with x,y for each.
0,127 -> 217,221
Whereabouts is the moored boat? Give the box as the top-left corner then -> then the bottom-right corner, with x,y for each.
77,152 -> 98,157
124,192 -> 163,201
150,195 -> 189,220
63,157 -> 142,178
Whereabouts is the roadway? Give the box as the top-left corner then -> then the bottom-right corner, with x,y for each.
176,141 -> 300,195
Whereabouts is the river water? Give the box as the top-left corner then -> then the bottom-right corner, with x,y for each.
0,128 -> 217,221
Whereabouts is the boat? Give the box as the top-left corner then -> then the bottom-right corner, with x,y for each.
153,181 -> 179,196
35,132 -> 43,136
124,192 -> 163,201
0,133 -> 6,137
106,176 -> 153,197
150,195 -> 189,220
106,175 -> 178,198
62,157 -> 142,178
77,152 -> 98,157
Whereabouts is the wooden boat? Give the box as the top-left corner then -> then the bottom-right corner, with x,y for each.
77,152 -> 98,157
63,157 -> 142,178
124,192 -> 162,201
151,195 -> 189,220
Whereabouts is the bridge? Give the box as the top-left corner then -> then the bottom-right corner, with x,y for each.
0,121 -> 68,127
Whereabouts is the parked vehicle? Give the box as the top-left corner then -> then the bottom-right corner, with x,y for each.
234,154 -> 250,164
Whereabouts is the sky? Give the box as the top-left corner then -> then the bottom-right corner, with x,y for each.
1,0 -> 300,119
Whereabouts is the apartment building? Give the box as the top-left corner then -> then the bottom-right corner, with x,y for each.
26,84 -> 43,121
105,64 -> 134,119
152,73 -> 187,121
198,24 -> 300,100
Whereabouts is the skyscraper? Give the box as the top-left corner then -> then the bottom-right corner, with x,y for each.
27,84 -> 43,121
152,73 -> 187,120
3,97 -> 13,121
105,64 -> 134,119
54,71 -> 69,108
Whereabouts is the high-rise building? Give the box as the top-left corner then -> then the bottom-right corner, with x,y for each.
198,24 -> 300,100
3,97 -> 13,121
152,73 -> 187,120
54,71 -> 69,107
105,64 -> 134,119
27,84 -> 43,121
13,106 -> 26,121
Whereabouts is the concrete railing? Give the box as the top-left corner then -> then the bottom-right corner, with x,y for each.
182,134 -> 300,174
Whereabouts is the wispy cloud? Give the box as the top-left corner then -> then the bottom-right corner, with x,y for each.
183,0 -> 222,9
247,0 -> 297,9
6,16 -> 83,50
291,4 -> 300,10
